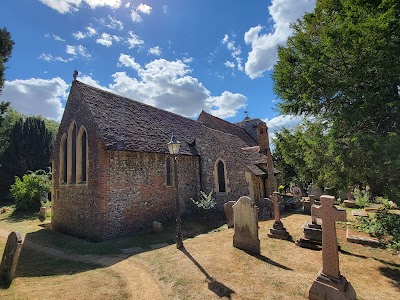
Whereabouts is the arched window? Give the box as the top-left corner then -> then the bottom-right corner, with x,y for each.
60,134 -> 68,183
217,160 -> 226,193
77,126 -> 88,183
71,125 -> 77,183
166,157 -> 172,186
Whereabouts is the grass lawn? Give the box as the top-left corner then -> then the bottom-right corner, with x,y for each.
0,206 -> 399,299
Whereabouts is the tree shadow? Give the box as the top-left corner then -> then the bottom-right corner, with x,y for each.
243,250 -> 293,271
338,248 -> 368,259
373,257 -> 400,268
180,248 -> 235,299
5,211 -> 39,222
379,267 -> 400,290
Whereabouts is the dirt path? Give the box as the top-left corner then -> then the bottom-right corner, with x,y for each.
0,228 -> 164,300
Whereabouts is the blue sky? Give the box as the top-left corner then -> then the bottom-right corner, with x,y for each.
0,0 -> 315,137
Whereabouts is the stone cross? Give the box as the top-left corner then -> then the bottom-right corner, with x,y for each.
311,195 -> 346,279
0,231 -> 23,284
233,196 -> 260,254
309,195 -> 317,224
271,192 -> 282,222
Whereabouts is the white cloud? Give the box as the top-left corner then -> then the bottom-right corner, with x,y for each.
222,34 -> 243,71
265,114 -> 304,141
72,31 -> 86,40
0,77 -> 68,121
224,61 -> 235,69
244,0 -> 316,79
39,0 -> 122,13
39,53 -> 72,63
66,45 -> 91,58
72,25 -> 97,40
183,57 -> 193,64
111,56 -> 247,118
148,46 -> 162,56
118,53 -> 141,71
162,5 -> 167,14
53,34 -> 65,42
96,33 -> 113,47
131,10 -> 143,22
137,3 -> 152,14
126,32 -> 144,48
98,15 -> 124,30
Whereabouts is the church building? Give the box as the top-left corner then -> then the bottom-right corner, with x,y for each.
51,78 -> 276,241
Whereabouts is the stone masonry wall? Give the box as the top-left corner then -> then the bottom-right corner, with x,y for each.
52,82 -> 109,241
196,128 -> 255,208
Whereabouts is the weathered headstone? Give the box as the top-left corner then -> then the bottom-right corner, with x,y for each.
233,196 -> 260,254
39,206 -> 47,221
296,195 -> 323,249
291,186 -> 302,199
308,184 -> 323,200
0,231 -> 23,284
309,195 -> 356,300
223,201 -> 236,228
267,192 -> 289,240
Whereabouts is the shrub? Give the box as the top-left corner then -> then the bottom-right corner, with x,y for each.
355,209 -> 400,252
278,185 -> 285,194
10,169 -> 51,212
191,190 -> 216,210
353,186 -> 370,208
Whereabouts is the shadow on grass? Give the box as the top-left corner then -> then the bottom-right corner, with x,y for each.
338,248 -> 368,259
243,250 -> 293,271
373,257 -> 400,268
181,248 -> 235,299
379,266 -> 400,290
5,211 -> 39,223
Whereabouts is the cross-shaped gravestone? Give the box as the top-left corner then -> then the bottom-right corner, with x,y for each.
309,195 -> 356,300
311,195 -> 345,279
268,192 -> 289,239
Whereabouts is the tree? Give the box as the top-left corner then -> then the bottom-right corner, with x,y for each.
272,0 -> 400,200
0,27 -> 14,94
0,117 -> 54,198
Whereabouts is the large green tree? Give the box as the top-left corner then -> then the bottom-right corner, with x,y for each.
273,0 -> 400,199
0,117 -> 54,197
0,27 -> 14,94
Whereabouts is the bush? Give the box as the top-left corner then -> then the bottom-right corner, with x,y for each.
353,186 -> 370,208
10,169 -> 51,212
190,190 -> 217,220
355,209 -> 400,252
278,185 -> 285,194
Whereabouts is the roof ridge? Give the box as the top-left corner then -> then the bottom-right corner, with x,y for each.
75,80 -> 201,126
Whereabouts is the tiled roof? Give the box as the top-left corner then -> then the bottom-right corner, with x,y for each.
75,80 -> 201,155
197,111 -> 258,146
72,80 -> 268,175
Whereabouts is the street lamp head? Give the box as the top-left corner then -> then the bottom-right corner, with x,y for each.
167,133 -> 181,155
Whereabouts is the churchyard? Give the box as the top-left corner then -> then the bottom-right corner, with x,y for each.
0,201 -> 399,300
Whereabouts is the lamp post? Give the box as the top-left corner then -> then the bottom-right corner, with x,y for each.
167,133 -> 184,249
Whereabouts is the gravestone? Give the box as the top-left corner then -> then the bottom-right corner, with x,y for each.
233,196 -> 260,254
308,184 -> 323,200
267,192 -> 289,240
0,231 -> 23,284
309,195 -> 356,300
223,201 -> 236,228
39,206 -> 47,221
291,186 -> 302,199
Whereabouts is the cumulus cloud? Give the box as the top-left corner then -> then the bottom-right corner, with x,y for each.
244,0 -> 316,79
98,15 -> 124,30
148,46 -> 162,56
0,77 -> 68,120
137,3 -> 151,14
112,55 -> 247,118
224,61 -> 235,69
96,33 -> 113,47
72,25 -> 97,39
126,32 -> 144,48
39,0 -> 122,14
66,44 -> 91,58
39,53 -> 73,63
222,34 -> 243,71
131,10 -> 142,22
265,114 -> 304,141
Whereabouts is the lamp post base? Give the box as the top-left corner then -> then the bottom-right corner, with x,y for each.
176,233 -> 184,249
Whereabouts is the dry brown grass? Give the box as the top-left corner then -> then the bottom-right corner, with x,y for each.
137,213 -> 400,300
0,210 -> 399,300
